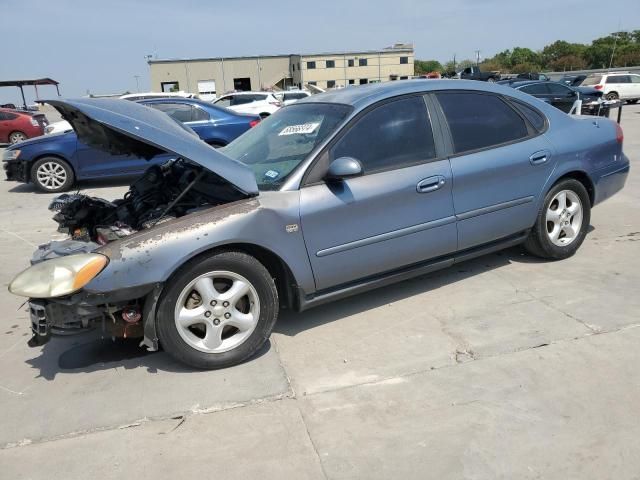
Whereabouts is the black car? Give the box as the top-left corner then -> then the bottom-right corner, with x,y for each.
506,80 -> 607,117
560,74 -> 587,87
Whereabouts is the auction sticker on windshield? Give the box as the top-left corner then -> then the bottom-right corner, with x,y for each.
278,122 -> 320,136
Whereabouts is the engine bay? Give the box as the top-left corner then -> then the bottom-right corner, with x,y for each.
49,159 -> 244,244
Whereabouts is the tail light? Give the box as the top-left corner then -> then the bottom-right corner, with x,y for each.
594,85 -> 603,90
249,119 -> 260,128
615,122 -> 624,144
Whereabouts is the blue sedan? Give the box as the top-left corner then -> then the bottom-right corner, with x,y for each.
2,97 -> 260,192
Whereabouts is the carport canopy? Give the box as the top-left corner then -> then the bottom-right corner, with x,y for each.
0,78 -> 61,110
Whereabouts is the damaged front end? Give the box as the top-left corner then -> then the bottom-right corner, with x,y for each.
9,97 -> 260,351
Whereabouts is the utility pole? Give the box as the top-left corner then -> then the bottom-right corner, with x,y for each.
475,50 -> 481,66
134,75 -> 140,92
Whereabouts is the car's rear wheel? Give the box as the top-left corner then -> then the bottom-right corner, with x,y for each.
9,131 -> 27,144
605,92 -> 619,101
156,251 -> 279,369
30,157 -> 75,192
524,179 -> 591,260
627,99 -> 638,104
487,77 -> 496,83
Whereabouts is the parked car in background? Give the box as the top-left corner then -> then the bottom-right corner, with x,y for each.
213,92 -> 283,117
460,66 -> 501,82
507,80 -> 596,114
516,72 -> 550,81
120,91 -> 197,101
7,82 -> 629,369
276,90 -> 311,106
3,98 -> 259,192
142,97 -> 260,147
0,108 -> 48,144
582,73 -> 640,103
45,120 -> 73,135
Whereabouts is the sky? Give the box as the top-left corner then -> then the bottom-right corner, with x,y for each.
1,0 -> 638,104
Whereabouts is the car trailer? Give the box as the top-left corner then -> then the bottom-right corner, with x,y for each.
0,78 -> 61,111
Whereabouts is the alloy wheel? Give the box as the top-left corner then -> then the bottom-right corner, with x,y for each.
36,161 -> 67,190
546,190 -> 583,247
9,132 -> 26,144
174,270 -> 260,353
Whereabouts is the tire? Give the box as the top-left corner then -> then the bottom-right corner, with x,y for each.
487,77 -> 496,83
9,131 -> 27,144
259,112 -> 270,119
524,179 -> 591,260
627,99 -> 638,104
30,157 -> 75,192
605,92 -> 619,101
156,251 -> 279,369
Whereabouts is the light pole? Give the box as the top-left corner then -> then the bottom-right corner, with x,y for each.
474,50 -> 481,67
134,75 -> 140,93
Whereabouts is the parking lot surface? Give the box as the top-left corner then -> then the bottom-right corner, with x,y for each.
0,106 -> 639,479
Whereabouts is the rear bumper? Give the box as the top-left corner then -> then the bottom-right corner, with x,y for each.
593,154 -> 630,205
3,160 -> 29,182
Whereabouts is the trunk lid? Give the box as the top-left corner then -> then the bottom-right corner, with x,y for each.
44,98 -> 259,195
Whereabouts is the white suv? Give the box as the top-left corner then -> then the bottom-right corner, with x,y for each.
213,92 -> 282,117
277,90 -> 311,106
582,73 -> 640,103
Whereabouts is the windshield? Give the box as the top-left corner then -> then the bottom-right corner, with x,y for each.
222,102 -> 351,190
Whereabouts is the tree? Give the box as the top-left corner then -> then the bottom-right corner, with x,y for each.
548,54 -> 587,71
414,60 -> 443,74
541,41 -> 586,67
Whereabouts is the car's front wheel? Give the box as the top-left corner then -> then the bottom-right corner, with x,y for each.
524,179 -> 591,260
157,251 -> 279,369
30,157 -> 75,192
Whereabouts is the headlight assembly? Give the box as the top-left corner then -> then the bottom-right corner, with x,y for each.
2,149 -> 21,161
9,254 -> 108,298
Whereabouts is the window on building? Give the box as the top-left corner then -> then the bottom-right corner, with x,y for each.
331,96 -> 436,174
348,59 -> 355,67
436,92 -> 529,153
326,60 -> 335,68
327,80 -> 336,88
161,81 -> 180,93
292,64 -> 295,71
348,79 -> 355,85
400,76 -> 409,80
233,77 -> 252,91
307,61 -> 316,69
400,56 -> 409,64
359,58 -> 368,67
359,79 -> 368,85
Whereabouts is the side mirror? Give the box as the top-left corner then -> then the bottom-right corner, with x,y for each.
325,157 -> 363,181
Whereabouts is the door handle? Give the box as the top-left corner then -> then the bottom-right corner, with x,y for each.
529,152 -> 549,165
416,175 -> 446,193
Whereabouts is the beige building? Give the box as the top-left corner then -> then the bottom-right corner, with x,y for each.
148,44 -> 414,96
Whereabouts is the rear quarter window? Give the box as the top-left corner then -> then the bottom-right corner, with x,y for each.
511,100 -> 546,133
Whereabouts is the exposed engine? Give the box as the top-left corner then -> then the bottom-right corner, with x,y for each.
49,159 -> 242,244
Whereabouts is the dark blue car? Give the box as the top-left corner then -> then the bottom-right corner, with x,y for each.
2,98 -> 260,192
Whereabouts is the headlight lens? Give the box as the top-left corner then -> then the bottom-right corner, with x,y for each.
2,149 -> 21,161
9,254 -> 108,298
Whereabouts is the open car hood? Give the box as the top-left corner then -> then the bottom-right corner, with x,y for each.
45,98 -> 258,195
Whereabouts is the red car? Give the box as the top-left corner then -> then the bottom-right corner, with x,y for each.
0,108 -> 48,144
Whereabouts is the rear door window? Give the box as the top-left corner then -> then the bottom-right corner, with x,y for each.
331,96 -> 436,174
149,103 -> 194,123
215,96 -> 232,107
436,92 -> 529,153
231,96 -> 255,106
606,75 -> 630,84
547,83 -> 573,96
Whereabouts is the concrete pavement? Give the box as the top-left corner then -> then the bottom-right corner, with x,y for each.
0,105 -> 638,479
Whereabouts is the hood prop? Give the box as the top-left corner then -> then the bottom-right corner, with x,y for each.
148,168 -> 206,228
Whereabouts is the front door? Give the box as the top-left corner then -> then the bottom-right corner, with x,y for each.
434,91 -> 556,250
300,95 -> 457,291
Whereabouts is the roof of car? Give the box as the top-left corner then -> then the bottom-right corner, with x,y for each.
299,79 -> 535,109
220,91 -> 273,96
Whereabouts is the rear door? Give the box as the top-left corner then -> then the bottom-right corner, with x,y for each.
434,91 -> 556,250
299,95 -> 457,291
606,75 -> 631,99
0,112 -> 16,142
